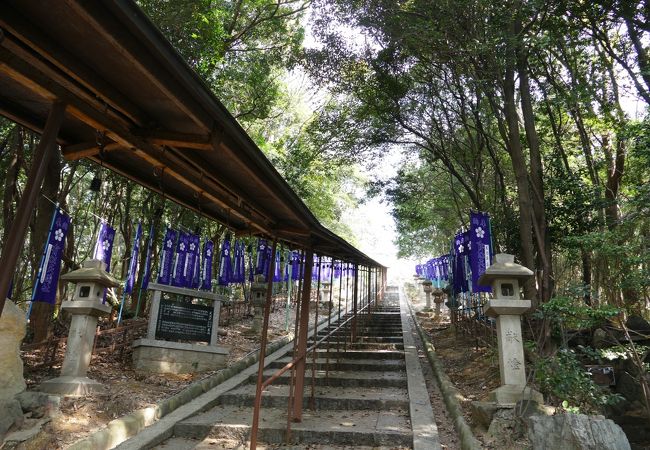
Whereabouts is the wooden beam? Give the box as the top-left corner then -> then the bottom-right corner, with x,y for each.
0,3 -> 148,126
62,141 -> 124,160
0,45 -> 273,235
64,0 -> 213,132
132,129 -> 212,150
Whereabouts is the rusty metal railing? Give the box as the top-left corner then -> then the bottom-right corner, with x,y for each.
249,258 -> 382,449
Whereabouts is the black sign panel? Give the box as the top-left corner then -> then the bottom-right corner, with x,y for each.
155,299 -> 213,342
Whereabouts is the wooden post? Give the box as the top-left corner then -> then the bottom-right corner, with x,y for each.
292,248 -> 313,422
351,263 -> 358,342
250,239 -> 277,449
0,101 -> 66,318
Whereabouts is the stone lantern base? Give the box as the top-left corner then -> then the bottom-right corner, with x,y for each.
489,384 -> 543,406
40,300 -> 111,397
40,375 -> 106,397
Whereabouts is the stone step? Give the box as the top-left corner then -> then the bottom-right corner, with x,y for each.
309,336 -> 404,344
218,384 -> 410,410
250,369 -> 408,388
173,405 -> 412,447
291,349 -> 405,360
268,357 -> 405,372
307,342 -> 404,351
154,437 -> 408,450
316,326 -> 402,334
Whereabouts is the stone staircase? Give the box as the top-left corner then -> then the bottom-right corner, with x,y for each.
150,290 -> 438,449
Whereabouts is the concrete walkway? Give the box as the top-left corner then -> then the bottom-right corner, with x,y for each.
118,287 -> 441,449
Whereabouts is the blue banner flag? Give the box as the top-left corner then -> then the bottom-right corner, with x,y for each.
273,250 -> 282,282
93,221 -> 115,270
157,228 -> 177,285
218,237 -> 232,286
185,234 -> 200,288
248,244 -> 254,282
172,231 -> 190,287
291,251 -> 301,281
255,239 -> 267,275
470,211 -> 493,292
124,222 -> 142,294
32,208 -> 71,304
233,241 -> 245,284
141,223 -> 155,291
452,231 -> 467,294
201,239 -> 214,290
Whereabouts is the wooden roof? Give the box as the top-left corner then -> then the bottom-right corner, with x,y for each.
0,0 -> 382,267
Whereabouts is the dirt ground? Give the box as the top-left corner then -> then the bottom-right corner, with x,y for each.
21,303 -> 323,449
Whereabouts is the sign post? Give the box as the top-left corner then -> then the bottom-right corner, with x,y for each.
133,282 -> 229,374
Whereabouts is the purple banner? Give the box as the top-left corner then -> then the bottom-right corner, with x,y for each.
248,243 -> 254,282
157,228 -> 177,285
255,239 -> 267,275
171,232 -> 189,287
233,241 -> 245,284
184,234 -> 200,288
124,222 -> 142,294
273,250 -> 282,282
470,211 -> 493,292
93,221 -> 116,270
218,237 -> 232,286
291,251 -> 301,281
32,208 -> 71,304
201,240 -> 214,290
452,231 -> 467,294
141,223 -> 155,290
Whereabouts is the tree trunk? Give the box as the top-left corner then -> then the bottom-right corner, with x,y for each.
503,64 -> 537,304
516,44 -> 552,303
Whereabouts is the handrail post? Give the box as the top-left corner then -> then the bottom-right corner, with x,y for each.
249,238 -> 277,450
292,248 -> 313,422
351,263 -> 358,342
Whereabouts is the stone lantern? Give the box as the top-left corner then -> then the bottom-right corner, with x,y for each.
432,287 -> 445,316
249,275 -> 267,333
320,281 -> 331,306
422,280 -> 433,311
40,260 -> 119,396
478,253 -> 542,405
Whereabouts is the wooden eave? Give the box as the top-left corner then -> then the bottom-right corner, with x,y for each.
0,0 -> 382,268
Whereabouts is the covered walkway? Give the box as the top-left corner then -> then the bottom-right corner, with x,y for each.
0,1 -> 386,447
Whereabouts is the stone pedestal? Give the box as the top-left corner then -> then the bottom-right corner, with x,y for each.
422,280 -> 433,311
40,300 -> 112,396
433,289 -> 444,316
132,339 -> 228,373
0,300 -> 27,400
132,283 -> 229,374
249,276 -> 267,334
320,282 -> 331,306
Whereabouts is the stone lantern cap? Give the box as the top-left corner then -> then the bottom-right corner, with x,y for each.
478,253 -> 533,286
61,259 -> 120,288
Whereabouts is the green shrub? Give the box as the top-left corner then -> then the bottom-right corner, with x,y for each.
534,348 -> 623,413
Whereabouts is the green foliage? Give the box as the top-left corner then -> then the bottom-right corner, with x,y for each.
535,348 -> 623,413
536,295 -> 621,331
138,0 -> 305,121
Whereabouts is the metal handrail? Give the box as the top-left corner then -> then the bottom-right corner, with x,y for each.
260,300 -> 372,390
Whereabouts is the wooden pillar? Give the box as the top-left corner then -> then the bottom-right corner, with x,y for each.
250,239 -> 278,448
292,248 -> 313,422
0,102 -> 66,318
351,263 -> 359,341
366,266 -> 372,314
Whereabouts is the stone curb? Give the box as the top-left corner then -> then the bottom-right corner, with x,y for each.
66,333 -> 293,450
405,297 -> 482,450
